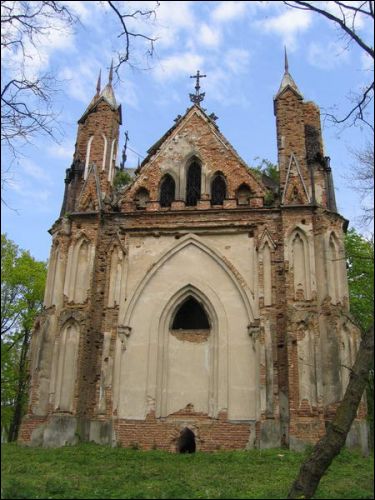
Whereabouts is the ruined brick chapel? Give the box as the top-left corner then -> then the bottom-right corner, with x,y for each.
20,55 -> 368,453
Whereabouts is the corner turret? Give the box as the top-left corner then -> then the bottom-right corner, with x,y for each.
274,50 -> 337,210
60,62 -> 122,216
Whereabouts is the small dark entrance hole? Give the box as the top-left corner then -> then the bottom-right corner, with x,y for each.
177,427 -> 196,453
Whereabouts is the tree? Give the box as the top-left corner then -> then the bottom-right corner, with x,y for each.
250,158 -> 280,184
1,234 -> 47,441
288,324 -> 374,499
113,169 -> 133,189
345,229 -> 374,332
345,228 -> 374,443
1,1 -> 78,156
1,1 -> 158,189
287,229 -> 374,498
283,1 -> 374,131
348,141 -> 374,227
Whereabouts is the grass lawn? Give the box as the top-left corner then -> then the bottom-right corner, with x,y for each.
1,443 -> 373,499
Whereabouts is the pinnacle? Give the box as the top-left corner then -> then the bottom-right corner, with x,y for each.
275,48 -> 303,99
96,69 -> 101,97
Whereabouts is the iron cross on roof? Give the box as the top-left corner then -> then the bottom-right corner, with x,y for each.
189,70 -> 207,105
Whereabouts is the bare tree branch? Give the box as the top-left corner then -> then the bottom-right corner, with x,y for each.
325,82 -> 374,131
283,1 -> 374,131
283,1 -> 374,58
346,141 -> 374,227
1,0 -> 159,203
107,0 -> 159,73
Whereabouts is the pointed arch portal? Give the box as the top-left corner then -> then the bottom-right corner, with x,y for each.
114,234 -> 258,423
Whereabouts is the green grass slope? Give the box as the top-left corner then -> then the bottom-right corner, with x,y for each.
1,443 -> 373,499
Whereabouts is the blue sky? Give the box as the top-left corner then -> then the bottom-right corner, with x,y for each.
2,1 -> 374,262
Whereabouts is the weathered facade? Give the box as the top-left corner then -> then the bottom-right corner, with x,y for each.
20,60 -> 368,452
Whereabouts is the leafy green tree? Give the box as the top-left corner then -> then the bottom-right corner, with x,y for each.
248,158 -> 279,207
249,158 -> 279,183
345,229 -> 374,332
345,228 -> 374,444
254,158 -> 279,183
1,234 -> 47,441
113,169 -> 133,189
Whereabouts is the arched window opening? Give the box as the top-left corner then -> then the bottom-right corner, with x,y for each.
236,184 -> 251,206
160,174 -> 176,207
186,162 -> 201,206
292,232 -> 307,300
135,188 -> 149,209
55,321 -> 80,412
74,240 -> 90,303
172,297 -> 210,330
211,174 -> 226,205
177,427 -> 196,453
329,233 -> 341,303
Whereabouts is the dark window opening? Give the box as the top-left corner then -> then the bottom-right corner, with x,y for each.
236,184 -> 251,206
135,188 -> 149,209
160,174 -> 176,207
211,174 -> 226,205
186,162 -> 201,206
172,297 -> 210,330
177,427 -> 196,453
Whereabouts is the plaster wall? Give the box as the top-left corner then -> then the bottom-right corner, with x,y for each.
115,233 -> 258,422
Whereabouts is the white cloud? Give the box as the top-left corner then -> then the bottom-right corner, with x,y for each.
59,57 -> 104,104
47,141 -> 75,160
153,52 -> 204,81
59,66 -> 90,104
153,1 -> 195,48
2,8 -> 76,81
7,161 -> 54,212
308,41 -> 350,70
223,49 -> 250,74
114,78 -> 140,110
157,1 -> 195,28
258,8 -> 312,49
62,1 -> 93,23
199,23 -> 221,48
203,66 -> 250,107
325,1 -> 366,30
21,159 -> 52,184
212,1 -> 249,23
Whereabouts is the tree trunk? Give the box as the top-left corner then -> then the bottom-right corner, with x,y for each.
7,328 -> 30,442
288,325 -> 373,499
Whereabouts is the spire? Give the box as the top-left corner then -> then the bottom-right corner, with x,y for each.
284,46 -> 289,73
99,59 -> 117,108
96,69 -> 101,97
109,59 -> 113,86
275,48 -> 303,99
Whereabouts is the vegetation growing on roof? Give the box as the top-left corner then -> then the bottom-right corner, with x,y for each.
113,170 -> 133,189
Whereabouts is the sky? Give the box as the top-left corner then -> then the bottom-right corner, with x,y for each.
1,1 -> 374,262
